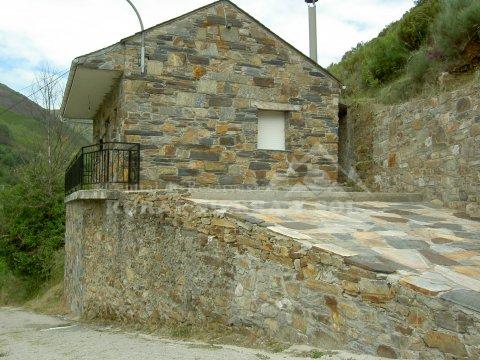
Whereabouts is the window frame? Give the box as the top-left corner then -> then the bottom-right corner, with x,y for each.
256,110 -> 287,151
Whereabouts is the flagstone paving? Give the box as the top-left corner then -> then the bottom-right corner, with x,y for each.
191,199 -> 480,311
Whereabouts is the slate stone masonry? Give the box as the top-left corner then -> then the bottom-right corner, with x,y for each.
345,82 -> 480,215
65,190 -> 480,359
86,1 -> 341,189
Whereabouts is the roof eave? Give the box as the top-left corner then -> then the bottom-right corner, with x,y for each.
60,42 -> 124,119
60,61 -> 79,118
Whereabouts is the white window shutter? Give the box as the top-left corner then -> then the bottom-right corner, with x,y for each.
257,110 -> 286,151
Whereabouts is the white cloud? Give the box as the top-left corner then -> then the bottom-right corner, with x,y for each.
0,0 -> 414,95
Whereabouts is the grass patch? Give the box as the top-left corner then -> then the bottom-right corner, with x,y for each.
0,107 -> 44,185
0,250 -> 66,314
0,107 -> 45,149
79,315 -> 292,357
170,324 -> 193,339
310,350 -> 338,358
266,340 -> 287,353
294,349 -> 338,359
26,282 -> 65,315
255,354 -> 270,360
187,343 -> 223,350
0,257 -> 29,305
25,251 -> 68,315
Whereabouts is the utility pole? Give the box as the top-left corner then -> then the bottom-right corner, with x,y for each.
305,0 -> 319,63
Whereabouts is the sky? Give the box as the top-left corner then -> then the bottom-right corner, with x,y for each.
0,0 -> 414,97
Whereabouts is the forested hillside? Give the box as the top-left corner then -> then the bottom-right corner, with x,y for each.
0,82 -> 89,305
0,83 -> 91,185
0,107 -> 46,185
329,0 -> 480,103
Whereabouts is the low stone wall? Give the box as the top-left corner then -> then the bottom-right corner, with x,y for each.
344,82 -> 480,216
65,190 -> 480,359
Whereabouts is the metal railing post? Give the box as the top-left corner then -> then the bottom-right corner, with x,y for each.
128,149 -> 132,190
106,146 -> 110,186
136,144 -> 140,187
80,147 -> 84,191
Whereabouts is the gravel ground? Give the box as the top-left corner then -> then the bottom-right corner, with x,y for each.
0,308 -> 382,360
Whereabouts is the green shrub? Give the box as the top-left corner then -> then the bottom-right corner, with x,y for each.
433,0 -> 480,59
329,0 -> 480,103
0,158 -> 66,293
0,146 -> 23,185
363,30 -> 410,84
0,123 -> 12,145
378,77 -> 419,104
398,0 -> 441,50
330,43 -> 370,93
407,50 -> 432,83
330,16 -> 410,93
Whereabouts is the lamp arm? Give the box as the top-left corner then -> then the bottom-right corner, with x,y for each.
125,0 -> 145,74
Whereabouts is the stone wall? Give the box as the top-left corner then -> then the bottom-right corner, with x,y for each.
75,1 -> 340,189
95,82 -> 123,142
344,82 -> 480,215
65,190 -> 480,359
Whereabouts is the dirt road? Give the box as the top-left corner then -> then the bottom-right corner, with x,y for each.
0,308 -> 381,360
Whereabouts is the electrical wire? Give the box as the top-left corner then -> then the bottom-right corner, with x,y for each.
7,68 -> 70,95
0,69 -> 70,117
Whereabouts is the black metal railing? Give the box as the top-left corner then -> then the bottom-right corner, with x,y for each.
65,142 -> 140,195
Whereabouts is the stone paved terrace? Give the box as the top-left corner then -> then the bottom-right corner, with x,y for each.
190,197 -> 480,310
65,189 -> 480,357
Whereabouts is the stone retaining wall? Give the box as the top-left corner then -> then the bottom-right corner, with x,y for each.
65,191 -> 480,359
344,82 -> 480,216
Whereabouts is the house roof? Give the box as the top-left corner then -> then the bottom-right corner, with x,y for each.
61,0 -> 340,120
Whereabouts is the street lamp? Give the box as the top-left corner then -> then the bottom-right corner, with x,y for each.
305,0 -> 318,62
125,0 -> 146,74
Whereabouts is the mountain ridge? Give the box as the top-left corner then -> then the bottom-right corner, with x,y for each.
0,83 -> 45,119
0,83 -> 90,185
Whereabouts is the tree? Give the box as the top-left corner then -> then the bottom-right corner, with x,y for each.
0,64 -> 79,294
30,64 -> 79,196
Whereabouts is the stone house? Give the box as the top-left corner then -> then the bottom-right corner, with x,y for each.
61,0 -> 341,190
61,3 -> 480,357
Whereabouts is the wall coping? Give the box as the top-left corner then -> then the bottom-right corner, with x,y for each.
65,189 -> 120,203
65,188 -> 424,203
